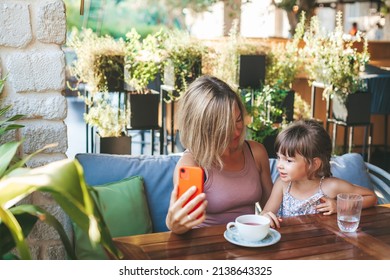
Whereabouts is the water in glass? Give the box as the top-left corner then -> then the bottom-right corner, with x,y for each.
337,215 -> 360,232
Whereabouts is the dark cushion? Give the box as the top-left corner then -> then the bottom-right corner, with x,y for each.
73,175 -> 152,259
75,153 -> 181,232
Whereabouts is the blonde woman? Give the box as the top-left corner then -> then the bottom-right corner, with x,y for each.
166,75 -> 273,234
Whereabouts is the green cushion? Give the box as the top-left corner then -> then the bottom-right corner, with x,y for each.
73,175 -> 153,260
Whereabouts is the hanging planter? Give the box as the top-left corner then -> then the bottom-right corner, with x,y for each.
272,90 -> 295,123
332,92 -> 371,125
247,127 -> 278,159
163,31 -> 205,98
238,54 -> 266,89
95,133 -> 132,155
147,72 -> 163,92
262,133 -> 277,159
163,57 -> 202,98
128,92 -> 160,129
94,54 -> 125,92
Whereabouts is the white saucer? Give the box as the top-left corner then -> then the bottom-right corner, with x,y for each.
223,227 -> 281,248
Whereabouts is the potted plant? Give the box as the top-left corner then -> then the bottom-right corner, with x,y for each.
84,93 -> 131,154
0,88 -> 121,259
68,29 -> 131,153
124,28 -> 167,93
303,11 -> 370,124
243,85 -> 288,158
205,20 -> 270,90
241,14 -> 306,157
264,12 -> 307,123
124,29 -> 166,130
163,30 -> 205,100
67,29 -> 126,94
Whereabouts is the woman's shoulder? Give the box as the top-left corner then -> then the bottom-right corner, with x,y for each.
246,140 -> 267,156
174,152 -> 200,185
245,140 -> 271,174
177,151 -> 198,168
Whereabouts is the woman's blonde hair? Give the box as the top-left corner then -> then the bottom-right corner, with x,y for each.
177,75 -> 246,170
275,119 -> 332,178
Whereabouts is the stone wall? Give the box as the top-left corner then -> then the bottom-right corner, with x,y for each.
0,0 -> 69,259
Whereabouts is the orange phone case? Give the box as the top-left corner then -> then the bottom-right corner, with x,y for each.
177,166 -> 204,213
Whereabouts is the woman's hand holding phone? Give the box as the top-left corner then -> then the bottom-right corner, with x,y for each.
177,166 -> 204,213
166,166 -> 207,234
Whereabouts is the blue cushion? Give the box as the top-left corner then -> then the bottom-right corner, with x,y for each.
269,158 -> 279,183
76,153 -> 181,232
330,153 -> 373,190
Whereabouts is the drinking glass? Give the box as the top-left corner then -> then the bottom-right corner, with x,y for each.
337,193 -> 363,232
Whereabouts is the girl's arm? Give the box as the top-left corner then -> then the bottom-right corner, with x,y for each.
325,178 -> 378,209
247,140 -> 274,208
261,178 -> 285,228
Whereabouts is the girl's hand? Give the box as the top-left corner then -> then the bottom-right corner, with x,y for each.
166,185 -> 207,234
261,211 -> 282,229
316,197 -> 337,215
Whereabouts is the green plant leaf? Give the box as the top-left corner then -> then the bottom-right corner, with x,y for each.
0,141 -> 20,178
5,143 -> 57,177
10,205 -> 76,259
0,206 -> 31,259
0,159 -> 122,259
0,105 -> 12,117
0,211 -> 38,258
0,115 -> 24,126
6,114 -> 24,122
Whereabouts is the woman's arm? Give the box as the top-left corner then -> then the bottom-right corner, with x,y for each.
166,152 -> 207,234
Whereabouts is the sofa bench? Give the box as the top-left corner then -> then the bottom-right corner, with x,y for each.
74,152 -> 390,259
75,152 -> 390,231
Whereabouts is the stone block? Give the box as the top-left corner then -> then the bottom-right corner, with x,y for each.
28,242 -> 41,260
0,129 -> 17,145
6,50 -> 65,92
29,204 -> 69,240
44,243 -> 66,260
37,0 -> 66,45
0,1 -> 32,48
21,120 -> 67,154
2,94 -> 67,120
26,153 -> 67,168
32,191 -> 55,205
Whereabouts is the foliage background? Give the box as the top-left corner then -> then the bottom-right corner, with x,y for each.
64,0 -> 219,39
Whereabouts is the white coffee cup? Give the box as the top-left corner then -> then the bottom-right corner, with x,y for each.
226,214 -> 270,242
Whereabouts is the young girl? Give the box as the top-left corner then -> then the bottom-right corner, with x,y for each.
262,119 -> 377,228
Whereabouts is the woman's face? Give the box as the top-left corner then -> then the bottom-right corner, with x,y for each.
228,103 -> 244,150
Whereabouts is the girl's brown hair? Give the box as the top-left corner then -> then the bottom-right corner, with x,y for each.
275,119 -> 332,178
177,75 -> 246,170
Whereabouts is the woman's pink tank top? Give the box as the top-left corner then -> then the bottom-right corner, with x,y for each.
196,142 -> 262,227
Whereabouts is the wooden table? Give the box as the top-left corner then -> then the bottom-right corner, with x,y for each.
113,205 -> 390,260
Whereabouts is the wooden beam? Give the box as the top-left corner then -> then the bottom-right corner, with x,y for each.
80,0 -> 84,15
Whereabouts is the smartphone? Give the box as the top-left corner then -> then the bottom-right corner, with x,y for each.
177,166 -> 204,213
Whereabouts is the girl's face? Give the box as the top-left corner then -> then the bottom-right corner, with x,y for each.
228,103 -> 243,150
276,152 -> 309,182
